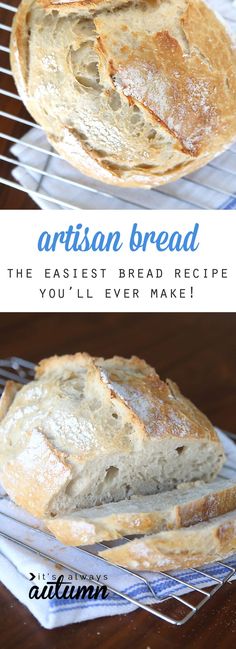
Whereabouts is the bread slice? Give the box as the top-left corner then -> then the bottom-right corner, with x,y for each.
99,509 -> 236,571
0,354 -> 224,518
45,478 -> 236,546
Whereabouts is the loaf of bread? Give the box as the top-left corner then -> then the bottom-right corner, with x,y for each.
100,509 -> 236,570
10,0 -> 236,187
0,353 -> 224,518
45,477 -> 236,545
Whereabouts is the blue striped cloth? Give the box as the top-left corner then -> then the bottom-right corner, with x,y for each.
0,429 -> 236,629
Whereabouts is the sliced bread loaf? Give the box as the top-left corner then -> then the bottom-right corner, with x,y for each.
45,478 -> 236,545
99,509 -> 236,571
0,353 -> 224,518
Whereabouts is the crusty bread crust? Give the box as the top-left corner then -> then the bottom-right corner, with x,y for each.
36,353 -> 222,444
0,424 -> 72,518
36,352 -> 92,377
0,354 -> 224,517
39,0 -> 132,12
45,479 -> 236,545
10,0 -> 236,188
0,381 -> 22,422
99,510 -> 236,570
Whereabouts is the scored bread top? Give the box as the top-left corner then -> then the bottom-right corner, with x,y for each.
35,353 -> 220,443
95,0 -> 236,156
10,0 -> 236,187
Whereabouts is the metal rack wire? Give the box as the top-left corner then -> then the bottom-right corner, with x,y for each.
0,356 -> 235,627
0,1 -> 236,209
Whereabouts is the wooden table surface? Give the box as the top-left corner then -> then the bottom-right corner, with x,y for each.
0,1 -> 39,209
0,312 -> 235,649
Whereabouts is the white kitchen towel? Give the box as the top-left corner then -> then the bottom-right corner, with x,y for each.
10,129 -> 236,211
10,1 -> 236,211
0,429 -> 236,629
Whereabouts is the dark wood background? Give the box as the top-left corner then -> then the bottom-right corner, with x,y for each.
0,312 -> 235,648
0,1 -> 37,209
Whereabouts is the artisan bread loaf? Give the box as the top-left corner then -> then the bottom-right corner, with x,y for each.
10,0 -> 236,187
0,353 -> 224,518
45,477 -> 236,545
100,509 -> 236,570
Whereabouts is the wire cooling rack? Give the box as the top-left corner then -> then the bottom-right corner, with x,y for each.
0,357 -> 235,626
0,1 -> 236,210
